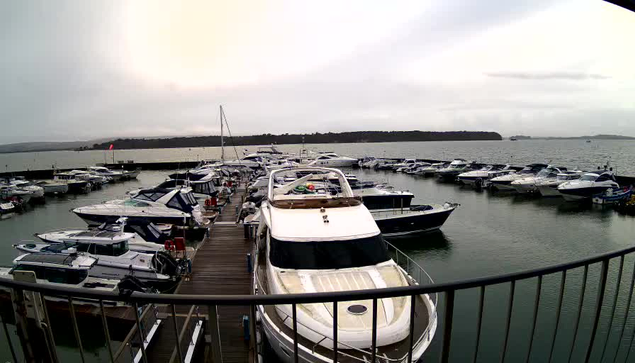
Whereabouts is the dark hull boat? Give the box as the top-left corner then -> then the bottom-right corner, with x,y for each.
371,203 -> 458,237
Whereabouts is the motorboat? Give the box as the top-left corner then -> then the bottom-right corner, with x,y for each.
53,170 -> 92,193
0,200 -> 16,214
405,162 -> 432,175
374,159 -> 400,170
35,218 -> 171,253
88,166 -> 125,182
4,178 -> 45,202
73,188 -> 207,226
457,164 -> 509,186
592,186 -> 633,205
358,156 -> 376,168
0,253 -> 156,306
371,203 -> 458,237
436,159 -> 477,182
414,162 -> 446,177
130,174 -> 218,204
558,171 -> 620,202
13,233 -> 180,290
510,166 -> 568,194
392,158 -> 418,171
35,180 -> 69,195
308,152 -> 358,167
535,172 -> 582,197
254,167 -> 437,362
489,163 -> 549,191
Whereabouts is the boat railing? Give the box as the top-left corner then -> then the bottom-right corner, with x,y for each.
5,242 -> 635,362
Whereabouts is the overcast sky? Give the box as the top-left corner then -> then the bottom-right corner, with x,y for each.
1,0 -> 634,144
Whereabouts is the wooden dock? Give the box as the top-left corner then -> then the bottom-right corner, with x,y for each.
145,189 -> 254,363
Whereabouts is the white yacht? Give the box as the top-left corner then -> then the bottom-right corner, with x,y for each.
13,233 -> 179,290
510,166 -> 568,194
5,179 -> 45,201
34,219 -> 170,254
53,170 -> 93,193
558,171 -> 619,201
489,163 -> 548,191
0,253 -> 155,306
73,188 -> 207,226
391,158 -> 417,171
88,166 -> 125,182
414,162 -> 446,176
308,153 -> 358,167
536,172 -> 582,197
457,164 -> 509,186
255,167 -> 437,362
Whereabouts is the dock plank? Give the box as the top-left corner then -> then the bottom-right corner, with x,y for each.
146,189 -> 254,363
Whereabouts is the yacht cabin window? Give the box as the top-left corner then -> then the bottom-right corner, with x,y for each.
13,265 -> 88,284
269,234 -> 389,269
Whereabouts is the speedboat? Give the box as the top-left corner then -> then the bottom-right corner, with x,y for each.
536,172 -> 582,197
0,253 -> 156,306
13,235 -> 180,290
36,180 -> 69,195
457,164 -> 509,186
88,166 -> 125,182
414,162 -> 446,176
489,163 -> 549,191
558,171 -> 619,202
308,152 -> 358,167
53,170 -> 92,193
510,166 -> 568,194
35,218 -> 171,253
4,178 -> 45,202
392,158 -> 418,171
371,203 -> 458,237
255,167 -> 437,362
130,174 -> 218,204
73,188 -> 207,226
436,159 -> 473,182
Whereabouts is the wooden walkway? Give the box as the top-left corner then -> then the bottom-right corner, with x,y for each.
146,189 -> 254,363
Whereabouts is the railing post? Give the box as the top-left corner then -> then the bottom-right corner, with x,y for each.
600,256 -> 624,362
500,280 -> 516,363
568,265 -> 589,363
332,301 -> 338,361
525,276 -> 542,363
207,304 -> 223,363
372,298 -> 378,362
292,303 -> 299,363
440,290 -> 455,363
171,304 -> 184,363
584,259 -> 610,363
408,294 -> 417,363
548,270 -> 566,363
613,258 -> 635,363
98,300 -> 115,363
40,294 -> 59,363
133,303 -> 148,363
473,286 -> 485,363
68,297 -> 86,363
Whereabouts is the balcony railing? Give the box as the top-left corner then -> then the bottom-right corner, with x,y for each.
2,243 -> 635,362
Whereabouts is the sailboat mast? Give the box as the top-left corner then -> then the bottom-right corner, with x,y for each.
220,105 -> 225,162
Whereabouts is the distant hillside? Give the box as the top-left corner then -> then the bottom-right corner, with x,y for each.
0,138 -> 112,154
89,131 -> 503,150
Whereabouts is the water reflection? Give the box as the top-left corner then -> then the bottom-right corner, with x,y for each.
387,230 -> 451,254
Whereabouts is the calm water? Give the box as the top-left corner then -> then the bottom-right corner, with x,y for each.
1,139 -> 634,174
1,141 -> 635,362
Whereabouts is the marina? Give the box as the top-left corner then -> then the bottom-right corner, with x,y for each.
1,139 -> 635,362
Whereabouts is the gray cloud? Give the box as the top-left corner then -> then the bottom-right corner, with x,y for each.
485,71 -> 610,80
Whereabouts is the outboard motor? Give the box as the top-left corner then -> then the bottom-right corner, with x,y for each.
153,251 -> 181,277
118,276 -> 157,294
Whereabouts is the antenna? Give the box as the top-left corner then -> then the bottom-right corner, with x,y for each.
220,105 -> 225,162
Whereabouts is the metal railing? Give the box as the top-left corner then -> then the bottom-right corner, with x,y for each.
3,244 -> 635,362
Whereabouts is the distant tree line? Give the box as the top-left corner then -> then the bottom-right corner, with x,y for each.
90,131 -> 502,150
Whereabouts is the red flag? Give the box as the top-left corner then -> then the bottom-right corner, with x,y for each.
109,144 -> 114,150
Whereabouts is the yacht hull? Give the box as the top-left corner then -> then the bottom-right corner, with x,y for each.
537,184 -> 561,197
74,212 -> 190,227
559,187 -> 613,202
42,183 -> 69,195
372,206 -> 456,237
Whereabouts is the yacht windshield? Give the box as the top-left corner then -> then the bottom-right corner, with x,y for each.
581,174 -> 597,181
269,235 -> 389,269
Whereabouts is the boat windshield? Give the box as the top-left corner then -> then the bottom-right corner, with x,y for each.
269,234 -> 389,269
123,200 -> 151,207
580,174 -> 598,181
536,169 -> 552,178
12,265 -> 88,284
